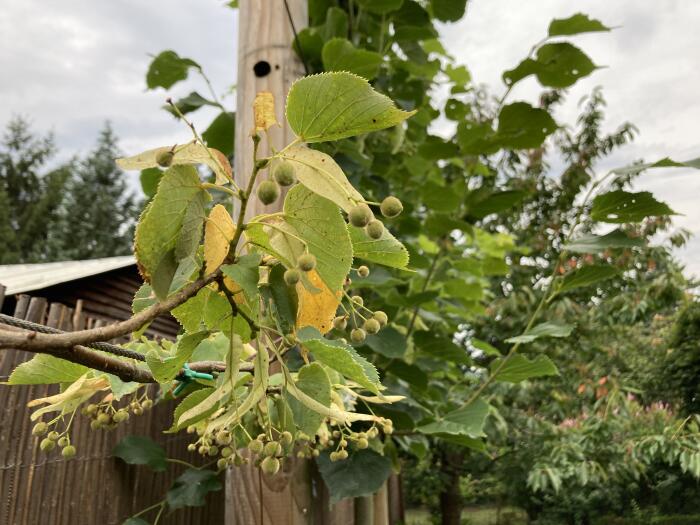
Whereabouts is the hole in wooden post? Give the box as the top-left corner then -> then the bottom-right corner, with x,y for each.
253,61 -> 271,77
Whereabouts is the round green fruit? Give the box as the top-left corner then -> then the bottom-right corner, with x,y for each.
40,438 -> 56,452
32,422 -> 48,436
257,180 -> 280,205
261,456 -> 280,475
364,318 -> 381,335
380,196 -> 403,218
61,445 -> 77,458
297,253 -> 316,272
248,439 -> 264,454
156,150 -> 174,168
348,204 -> 373,227
263,441 -> 282,457
350,328 -> 366,344
357,265 -> 370,278
366,219 -> 384,240
273,161 -> 296,186
373,311 -> 388,327
332,316 -> 347,331
284,268 -> 301,285
357,437 -> 369,449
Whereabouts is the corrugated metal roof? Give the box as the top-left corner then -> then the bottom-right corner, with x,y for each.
0,256 -> 136,295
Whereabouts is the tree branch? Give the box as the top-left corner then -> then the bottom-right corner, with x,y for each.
0,270 -> 220,352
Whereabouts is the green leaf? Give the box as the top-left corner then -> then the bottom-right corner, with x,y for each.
297,327 -> 381,394
283,185 -> 353,292
417,398 -> 490,437
202,112 -> 235,157
414,331 -> 470,365
261,265 -> 298,335
364,326 -> 407,358
431,0 -> 467,22
106,374 -> 140,401
166,469 -> 222,509
322,38 -> 382,80
612,156 -> 700,175
386,361 -> 428,389
191,333 -> 228,362
505,322 -> 574,344
172,285 -> 232,333
548,13 -> 611,36
456,121 -> 499,155
139,168 -> 163,199
504,43 -> 598,89
356,0 -> 403,15
146,331 -> 209,384
443,279 -> 483,303
591,191 -> 676,223
468,190 -> 526,219
560,265 -> 619,293
422,180 -> 462,212
134,165 -> 209,297
286,363 -> 331,436
286,72 -> 415,143
165,91 -> 218,116
348,225 -> 409,270
7,354 -> 88,385
281,144 -> 363,213
472,338 -> 501,356
496,102 -> 557,149
564,229 -> 645,253
113,436 -> 167,471
322,7 -> 348,41
491,354 -> 559,383
393,0 -> 437,41
316,449 -> 392,503
221,253 -> 261,304
146,50 -> 200,90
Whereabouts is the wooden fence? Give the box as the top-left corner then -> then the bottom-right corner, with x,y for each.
0,288 -> 405,524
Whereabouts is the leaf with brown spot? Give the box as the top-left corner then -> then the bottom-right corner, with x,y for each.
296,269 -> 341,334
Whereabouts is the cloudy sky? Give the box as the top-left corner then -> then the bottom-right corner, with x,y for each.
1,1 -> 699,275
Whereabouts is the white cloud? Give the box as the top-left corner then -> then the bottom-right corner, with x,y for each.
1,0 -> 698,274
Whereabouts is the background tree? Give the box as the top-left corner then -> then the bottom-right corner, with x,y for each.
47,122 -> 140,260
0,117 -> 70,263
0,118 -> 140,263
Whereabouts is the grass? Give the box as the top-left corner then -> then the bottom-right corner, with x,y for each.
406,506 -> 528,525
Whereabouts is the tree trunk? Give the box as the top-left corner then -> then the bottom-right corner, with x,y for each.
439,449 -> 465,525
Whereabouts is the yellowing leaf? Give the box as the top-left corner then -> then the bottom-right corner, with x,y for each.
222,276 -> 246,305
296,269 -> 340,334
280,145 -> 363,213
27,375 -> 109,421
253,91 -> 278,132
203,204 -> 235,275
117,142 -> 232,185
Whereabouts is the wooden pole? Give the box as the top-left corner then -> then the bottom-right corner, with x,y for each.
228,1 -> 309,523
233,0 -> 307,220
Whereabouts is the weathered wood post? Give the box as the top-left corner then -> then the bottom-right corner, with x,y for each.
228,2 -> 399,523
227,1 -> 318,524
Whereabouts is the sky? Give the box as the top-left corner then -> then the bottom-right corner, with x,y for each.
1,0 -> 699,275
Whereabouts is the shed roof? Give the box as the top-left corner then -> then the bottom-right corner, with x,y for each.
0,256 -> 136,295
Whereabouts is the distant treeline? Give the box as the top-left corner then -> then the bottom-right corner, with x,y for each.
0,117 -> 140,263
